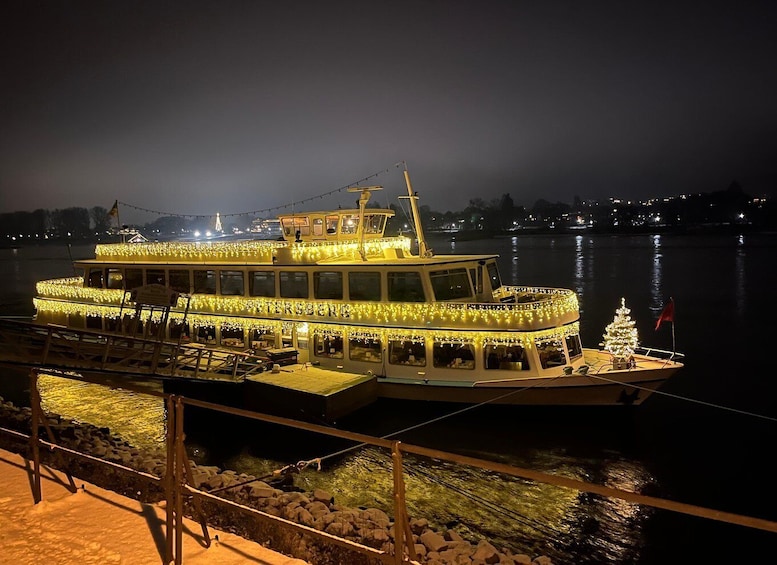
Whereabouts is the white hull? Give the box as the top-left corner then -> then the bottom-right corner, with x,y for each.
375,349 -> 683,406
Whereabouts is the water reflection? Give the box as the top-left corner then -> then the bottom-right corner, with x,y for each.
37,374 -> 166,450
735,235 -> 746,317
650,235 -> 664,312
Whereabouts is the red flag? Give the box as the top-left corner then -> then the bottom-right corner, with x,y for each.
655,298 -> 674,330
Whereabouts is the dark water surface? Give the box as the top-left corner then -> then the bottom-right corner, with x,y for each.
1,235 -> 776,563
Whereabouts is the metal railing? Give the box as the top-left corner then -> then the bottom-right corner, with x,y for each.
1,366 -> 775,565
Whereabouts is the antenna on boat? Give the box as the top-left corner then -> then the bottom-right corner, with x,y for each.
398,163 -> 433,258
347,185 -> 382,261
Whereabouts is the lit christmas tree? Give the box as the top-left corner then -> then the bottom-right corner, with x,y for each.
601,297 -> 639,366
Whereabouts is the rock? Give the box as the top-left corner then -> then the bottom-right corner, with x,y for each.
311,488 -> 333,504
287,506 -> 315,526
362,528 -> 390,548
359,507 -> 391,528
472,539 -> 500,563
532,557 -> 553,565
410,517 -> 430,534
305,500 -> 330,519
245,482 -> 280,499
512,555 -> 533,565
324,520 -> 355,537
420,530 -> 449,553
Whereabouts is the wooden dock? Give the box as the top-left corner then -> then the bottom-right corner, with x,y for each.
244,364 -> 377,423
0,319 -> 378,423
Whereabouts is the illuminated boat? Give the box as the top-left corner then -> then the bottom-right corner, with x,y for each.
30,168 -> 683,406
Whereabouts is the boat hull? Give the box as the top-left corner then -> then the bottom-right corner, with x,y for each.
375,350 -> 683,406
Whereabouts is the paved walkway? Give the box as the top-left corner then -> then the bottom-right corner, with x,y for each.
0,447 -> 309,565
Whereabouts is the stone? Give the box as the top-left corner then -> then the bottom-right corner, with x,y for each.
420,530 -> 449,553
472,539 -> 499,563
358,507 -> 391,528
324,520 -> 355,537
311,488 -> 333,504
532,557 -> 553,565
410,517 -> 429,534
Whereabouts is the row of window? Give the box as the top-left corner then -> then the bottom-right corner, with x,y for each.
87,310 -> 582,371
85,263 -> 500,302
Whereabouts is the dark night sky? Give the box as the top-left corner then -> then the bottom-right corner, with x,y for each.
2,0 -> 776,222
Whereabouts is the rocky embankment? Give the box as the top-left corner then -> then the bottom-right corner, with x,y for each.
0,396 -> 554,565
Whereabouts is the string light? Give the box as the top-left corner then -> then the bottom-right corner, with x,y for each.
36,278 -> 578,331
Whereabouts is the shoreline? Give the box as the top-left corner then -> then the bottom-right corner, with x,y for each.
0,395 -> 554,565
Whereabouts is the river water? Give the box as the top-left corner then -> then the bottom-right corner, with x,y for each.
1,234 -> 776,563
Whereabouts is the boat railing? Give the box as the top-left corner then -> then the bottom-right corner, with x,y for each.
0,319 -> 264,383
634,346 -> 685,362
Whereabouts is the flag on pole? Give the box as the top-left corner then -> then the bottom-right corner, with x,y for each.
108,200 -> 119,217
655,298 -> 674,330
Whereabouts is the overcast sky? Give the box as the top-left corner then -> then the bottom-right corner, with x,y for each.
1,0 -> 775,223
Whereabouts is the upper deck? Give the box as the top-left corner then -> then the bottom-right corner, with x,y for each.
277,208 -> 394,243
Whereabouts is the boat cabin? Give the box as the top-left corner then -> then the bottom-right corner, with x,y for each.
278,208 -> 394,243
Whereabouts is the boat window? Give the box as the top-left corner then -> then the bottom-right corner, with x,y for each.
250,328 -> 275,350
313,332 -> 343,359
364,214 -> 386,234
193,270 -> 217,294
280,271 -> 309,298
348,272 -> 381,301
170,320 -> 190,342
340,214 -> 359,235
125,268 -> 143,290
146,268 -> 165,286
249,271 -> 276,297
169,269 -> 191,294
87,268 -> 103,288
430,268 -> 472,300
195,324 -> 216,345
312,218 -> 324,236
349,335 -> 382,363
314,271 -> 343,300
220,270 -> 245,296
221,325 -> 245,348
105,316 -> 121,333
536,339 -> 567,369
106,269 -> 123,289
282,217 -> 310,238
326,215 -> 338,235
486,262 -> 502,291
86,315 -> 102,330
388,339 -> 426,366
565,334 -> 583,360
433,342 -> 475,369
388,272 -> 425,302
484,344 -> 530,371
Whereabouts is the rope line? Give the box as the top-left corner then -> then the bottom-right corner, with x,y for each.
585,373 -> 777,422
312,377 -> 569,466
115,162 -> 405,220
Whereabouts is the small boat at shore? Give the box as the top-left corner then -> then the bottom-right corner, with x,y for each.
27,165 -> 683,407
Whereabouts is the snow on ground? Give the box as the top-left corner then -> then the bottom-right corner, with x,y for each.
0,447 -> 308,565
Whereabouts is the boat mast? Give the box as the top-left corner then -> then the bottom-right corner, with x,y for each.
348,185 -> 382,261
400,164 -> 433,258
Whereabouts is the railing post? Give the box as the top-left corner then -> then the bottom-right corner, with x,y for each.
391,441 -> 417,564
174,396 -> 185,565
29,369 -> 42,504
165,395 -> 175,564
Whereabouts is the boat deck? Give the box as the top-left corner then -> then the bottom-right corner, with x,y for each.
243,363 -> 377,423
247,363 -> 374,395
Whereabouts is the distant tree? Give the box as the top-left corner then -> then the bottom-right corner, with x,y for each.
52,207 -> 91,238
90,206 -> 111,234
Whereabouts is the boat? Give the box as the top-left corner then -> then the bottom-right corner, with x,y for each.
26,165 -> 683,407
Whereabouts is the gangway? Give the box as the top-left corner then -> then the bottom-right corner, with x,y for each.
0,318 -> 265,384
